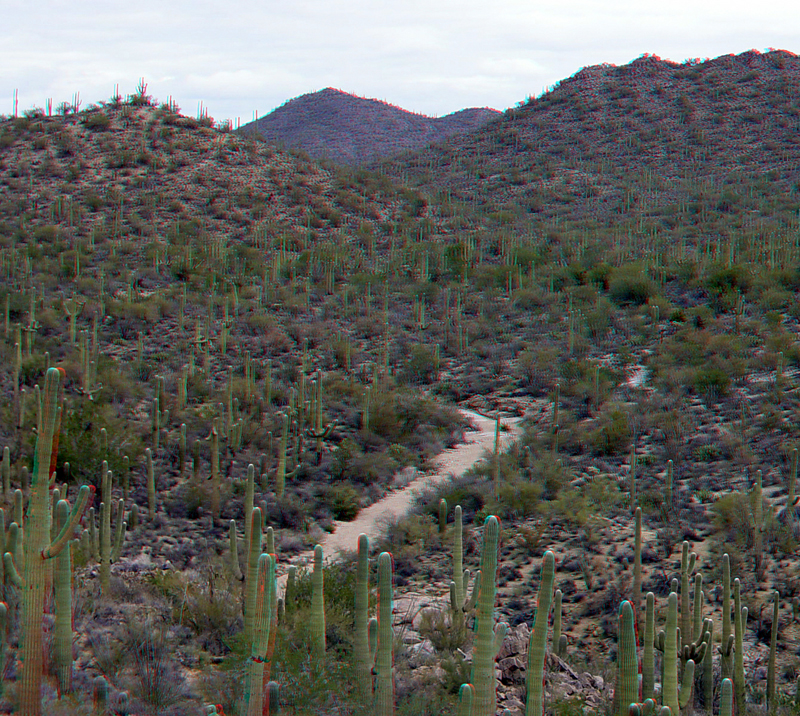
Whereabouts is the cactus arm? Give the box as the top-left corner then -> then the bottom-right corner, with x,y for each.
553,589 -> 563,654
229,520 -> 243,581
733,578 -> 747,716
3,552 -> 23,587
465,570 -> 481,611
720,678 -> 733,716
457,683 -> 475,716
494,621 -> 508,656
111,500 -> 126,563
42,485 -> 92,560
702,616 -> 714,711
438,498 -> 447,534
678,660 -> 696,709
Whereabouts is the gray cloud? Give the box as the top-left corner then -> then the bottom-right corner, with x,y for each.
2,0 -> 798,123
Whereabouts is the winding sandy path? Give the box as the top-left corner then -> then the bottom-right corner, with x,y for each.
277,409 -> 522,588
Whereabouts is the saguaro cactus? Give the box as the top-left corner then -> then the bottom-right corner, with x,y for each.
355,534 -> 371,701
617,601 -> 638,716
245,553 -> 274,716
526,550 -> 555,716
375,551 -> 394,716
54,499 -> 74,695
311,544 -> 326,658
3,368 -> 91,716
472,516 -> 506,716
450,505 -> 476,622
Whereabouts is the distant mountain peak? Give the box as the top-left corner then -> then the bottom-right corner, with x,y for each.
240,89 -> 500,164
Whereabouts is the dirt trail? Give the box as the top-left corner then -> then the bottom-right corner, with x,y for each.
276,410 -> 522,590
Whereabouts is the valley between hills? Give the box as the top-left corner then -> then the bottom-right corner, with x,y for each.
1,48 -> 800,715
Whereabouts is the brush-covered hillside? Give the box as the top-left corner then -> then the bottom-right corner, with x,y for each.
239,87 -> 500,164
378,49 -> 800,257
1,58 -> 800,715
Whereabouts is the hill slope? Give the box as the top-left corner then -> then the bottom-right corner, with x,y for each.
239,87 -> 500,164
378,49 -> 800,251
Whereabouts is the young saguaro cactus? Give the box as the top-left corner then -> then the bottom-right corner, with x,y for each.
3,368 -> 92,716
450,505 -> 478,624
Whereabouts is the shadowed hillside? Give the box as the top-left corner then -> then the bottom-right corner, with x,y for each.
378,48 -> 800,255
239,87 -> 500,164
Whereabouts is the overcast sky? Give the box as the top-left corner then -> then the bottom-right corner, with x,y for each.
2,0 -> 798,125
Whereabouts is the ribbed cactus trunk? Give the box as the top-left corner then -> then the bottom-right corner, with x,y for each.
375,551 -> 394,716
526,550 -> 555,716
457,683 -> 475,716
16,368 -> 90,716
54,500 -> 73,695
642,593 -> 655,701
311,545 -> 326,658
19,367 -> 61,715
246,553 -> 274,716
661,592 -> 678,713
472,516 -> 500,716
355,534 -> 371,701
617,601 -> 638,716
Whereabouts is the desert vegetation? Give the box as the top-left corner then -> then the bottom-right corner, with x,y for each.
1,52 -> 800,714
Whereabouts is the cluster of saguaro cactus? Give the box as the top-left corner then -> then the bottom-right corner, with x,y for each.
3,368 -> 92,716
450,504 -> 478,624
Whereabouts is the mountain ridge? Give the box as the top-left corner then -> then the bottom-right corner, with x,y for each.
239,86 -> 501,164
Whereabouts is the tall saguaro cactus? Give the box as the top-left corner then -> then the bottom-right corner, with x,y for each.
617,601 -> 638,716
311,544 -> 326,658
375,551 -> 394,716
355,534 -> 371,701
526,550 -> 555,716
472,516 -> 506,716
3,368 -> 91,716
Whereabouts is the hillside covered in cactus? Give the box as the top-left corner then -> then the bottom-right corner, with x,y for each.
1,48 -> 800,715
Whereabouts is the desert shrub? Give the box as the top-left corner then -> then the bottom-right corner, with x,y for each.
586,404 -> 631,455
516,347 -> 560,392
692,366 -> 731,400
57,399 -> 135,487
326,483 -> 361,521
401,344 -> 438,384
608,265 -> 655,305
83,112 -> 111,131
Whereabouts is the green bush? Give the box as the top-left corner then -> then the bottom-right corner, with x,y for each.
587,405 -> 631,455
692,366 -> 731,400
608,265 -> 655,305
326,484 -> 361,521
